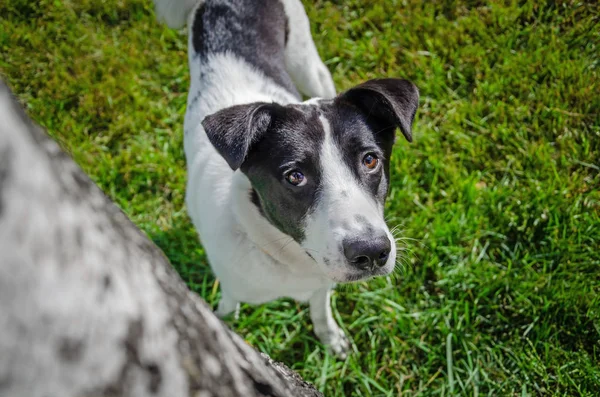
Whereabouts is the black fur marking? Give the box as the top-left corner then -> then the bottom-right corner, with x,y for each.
191,2 -> 205,51
339,78 -> 419,143
191,0 -> 300,98
203,102 -> 278,170
240,105 -> 325,242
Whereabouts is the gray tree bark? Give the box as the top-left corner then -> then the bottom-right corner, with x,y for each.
0,80 -> 322,397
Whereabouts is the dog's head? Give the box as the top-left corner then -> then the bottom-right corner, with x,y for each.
202,78 -> 419,282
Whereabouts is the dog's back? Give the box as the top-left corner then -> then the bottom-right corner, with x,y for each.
155,0 -> 335,106
190,0 -> 300,97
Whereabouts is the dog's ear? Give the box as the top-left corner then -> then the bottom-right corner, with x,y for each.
338,78 -> 419,142
202,102 -> 278,170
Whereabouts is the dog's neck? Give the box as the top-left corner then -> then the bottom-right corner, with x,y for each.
230,171 -> 321,274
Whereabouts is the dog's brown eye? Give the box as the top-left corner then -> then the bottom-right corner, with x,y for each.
285,171 -> 307,186
362,154 -> 379,170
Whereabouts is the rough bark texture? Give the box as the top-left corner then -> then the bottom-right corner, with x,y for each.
0,80 -> 322,397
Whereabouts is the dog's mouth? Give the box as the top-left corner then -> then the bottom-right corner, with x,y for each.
304,250 -> 394,283
333,267 -> 392,283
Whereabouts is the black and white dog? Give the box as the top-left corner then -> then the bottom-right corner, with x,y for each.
155,0 -> 419,356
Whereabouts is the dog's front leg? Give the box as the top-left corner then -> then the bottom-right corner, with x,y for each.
309,287 -> 350,358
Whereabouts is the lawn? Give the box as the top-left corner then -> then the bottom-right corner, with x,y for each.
1,0 -> 599,395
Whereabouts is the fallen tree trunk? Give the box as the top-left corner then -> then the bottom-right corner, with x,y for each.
0,80 -> 322,397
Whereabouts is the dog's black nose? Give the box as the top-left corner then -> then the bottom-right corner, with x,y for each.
343,234 -> 391,270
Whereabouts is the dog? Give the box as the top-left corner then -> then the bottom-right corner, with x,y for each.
154,0 -> 419,357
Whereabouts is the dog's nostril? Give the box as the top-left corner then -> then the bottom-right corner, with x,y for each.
351,255 -> 371,270
378,250 -> 389,265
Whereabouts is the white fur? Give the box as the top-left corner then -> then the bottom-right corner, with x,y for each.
309,287 -> 349,358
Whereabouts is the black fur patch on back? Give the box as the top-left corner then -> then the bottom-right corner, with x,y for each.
192,0 -> 300,98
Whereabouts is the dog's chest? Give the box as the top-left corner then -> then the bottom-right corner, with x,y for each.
199,215 -> 332,304
217,253 -> 332,303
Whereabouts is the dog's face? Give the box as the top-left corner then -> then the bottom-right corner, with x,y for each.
202,79 -> 419,282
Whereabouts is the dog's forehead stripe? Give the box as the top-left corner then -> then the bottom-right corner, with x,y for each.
318,114 -> 355,190
315,114 -> 385,226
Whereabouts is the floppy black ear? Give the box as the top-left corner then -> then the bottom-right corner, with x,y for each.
201,102 -> 277,170
338,78 -> 419,142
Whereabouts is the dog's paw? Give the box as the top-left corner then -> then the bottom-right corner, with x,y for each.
324,328 -> 350,359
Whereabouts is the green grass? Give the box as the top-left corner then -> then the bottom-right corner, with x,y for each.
2,0 -> 599,395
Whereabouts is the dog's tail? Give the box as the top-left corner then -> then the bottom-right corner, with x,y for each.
153,0 -> 203,29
